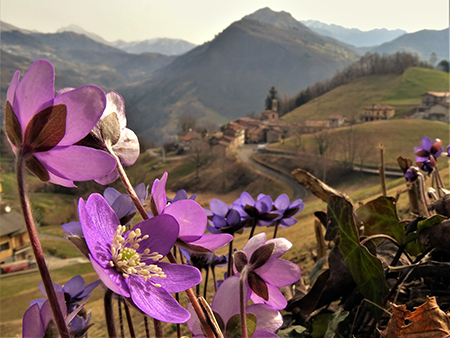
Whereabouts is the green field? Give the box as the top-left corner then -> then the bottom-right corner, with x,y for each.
283,67 -> 450,123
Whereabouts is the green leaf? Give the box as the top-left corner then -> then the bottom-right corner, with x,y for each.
23,104 -> 67,152
225,313 -> 256,338
356,196 -> 404,242
328,196 -> 388,320
324,309 -> 349,338
277,325 -> 308,338
311,312 -> 333,338
417,214 -> 447,233
4,101 -> 22,148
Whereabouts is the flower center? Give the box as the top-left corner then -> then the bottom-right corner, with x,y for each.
109,225 -> 166,287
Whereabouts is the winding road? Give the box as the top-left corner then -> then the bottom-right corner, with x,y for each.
237,144 -> 309,200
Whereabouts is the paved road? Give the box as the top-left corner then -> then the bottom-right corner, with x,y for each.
237,145 -> 309,200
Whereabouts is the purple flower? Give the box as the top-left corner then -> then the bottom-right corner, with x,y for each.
4,59 -> 117,187
273,194 -> 305,228
207,198 -> 243,234
79,193 -> 201,323
414,136 -> 443,160
416,157 -> 436,174
31,275 -> 100,312
231,192 -> 281,228
168,189 -> 197,203
180,248 -> 227,271
62,183 -> 147,236
233,233 -> 301,310
23,291 -> 89,338
151,172 -> 232,251
405,166 -> 420,182
187,276 -> 282,338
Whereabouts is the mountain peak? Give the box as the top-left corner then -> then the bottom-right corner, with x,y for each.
57,24 -> 111,45
243,7 -> 309,31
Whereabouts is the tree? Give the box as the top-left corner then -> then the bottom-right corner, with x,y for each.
190,138 -> 209,180
265,86 -> 279,110
178,114 -> 197,134
437,60 -> 449,73
313,130 -> 332,182
429,52 -> 437,67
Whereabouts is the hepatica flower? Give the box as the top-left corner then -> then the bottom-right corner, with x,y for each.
187,276 -> 282,338
151,172 -> 232,251
414,136 -> 443,173
79,193 -> 201,323
4,59 -> 117,187
232,192 -> 281,228
207,198 -> 243,235
233,233 -> 301,310
273,194 -> 305,228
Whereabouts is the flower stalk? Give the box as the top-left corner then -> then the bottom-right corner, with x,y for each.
240,267 -> 249,338
16,152 -> 70,338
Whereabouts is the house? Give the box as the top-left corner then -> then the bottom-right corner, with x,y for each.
360,104 -> 395,122
0,211 -> 32,263
412,92 -> 450,122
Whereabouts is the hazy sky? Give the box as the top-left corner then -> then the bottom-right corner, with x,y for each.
1,0 -> 449,45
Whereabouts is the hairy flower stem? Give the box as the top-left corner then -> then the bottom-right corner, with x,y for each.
123,301 -> 136,338
104,289 -> 117,338
144,316 -> 151,338
116,160 -> 216,338
118,298 -> 125,338
226,240 -> 234,279
248,218 -> 257,240
203,266 -> 210,299
239,267 -> 249,338
15,153 -> 70,338
434,167 -> 444,197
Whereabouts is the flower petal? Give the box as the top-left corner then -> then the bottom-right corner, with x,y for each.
421,136 -> 433,151
186,234 -> 233,251
112,128 -> 139,166
211,275 -> 244,324
6,70 -> 20,105
63,275 -> 85,298
151,172 -> 168,215
53,85 -> 106,145
14,60 -> 54,130
247,304 -> 282,333
89,255 -> 130,297
104,92 -> 126,129
22,304 -> 45,338
95,170 -> 119,185
154,263 -> 201,293
255,258 -> 301,287
274,194 -> 290,210
132,214 -> 179,258
35,146 -> 116,183
266,237 -> 292,258
62,221 -> 83,237
164,200 -> 207,241
103,187 -> 121,206
128,275 -> 190,323
250,283 -> 287,310
210,199 -> 229,217
242,233 -> 266,258
79,195 -> 117,266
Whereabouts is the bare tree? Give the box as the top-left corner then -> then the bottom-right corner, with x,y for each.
313,130 -> 332,182
190,138 -> 209,179
178,114 -> 197,134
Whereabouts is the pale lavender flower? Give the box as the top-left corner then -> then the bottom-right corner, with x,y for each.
4,59 -> 117,187
231,192 -> 281,228
233,232 -> 301,310
273,194 -> 305,228
207,198 -> 243,235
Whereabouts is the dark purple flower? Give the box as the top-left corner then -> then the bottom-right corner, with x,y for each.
414,136 -> 443,160
79,193 -> 201,323
416,157 -> 436,174
4,59 -> 117,187
31,275 -> 100,312
405,166 -> 420,182
151,172 -> 233,251
180,248 -> 227,271
207,198 -> 242,234
231,192 -> 281,228
187,276 -> 282,338
233,233 -> 301,310
273,194 -> 305,228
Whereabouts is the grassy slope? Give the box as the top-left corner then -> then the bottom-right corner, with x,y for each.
282,67 -> 450,123
270,119 -> 450,168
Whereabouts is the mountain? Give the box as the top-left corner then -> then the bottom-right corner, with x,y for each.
121,8 -> 359,141
301,20 -> 406,47
57,24 -> 112,46
113,38 -> 197,56
368,28 -> 450,62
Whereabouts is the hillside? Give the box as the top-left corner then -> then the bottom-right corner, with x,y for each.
270,119 -> 450,168
121,9 -> 359,142
283,67 -> 449,123
368,28 -> 449,61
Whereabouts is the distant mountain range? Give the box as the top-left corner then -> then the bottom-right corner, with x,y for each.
58,24 -> 196,56
1,7 -> 448,142
301,20 -> 406,47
